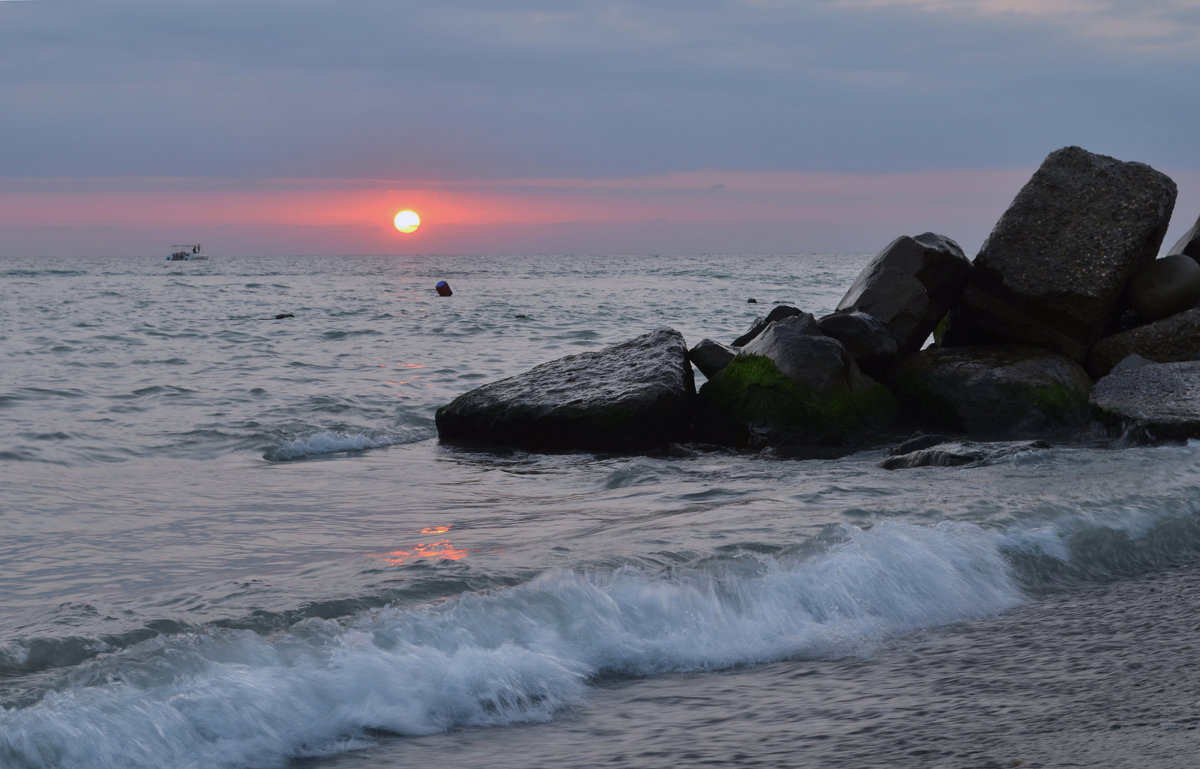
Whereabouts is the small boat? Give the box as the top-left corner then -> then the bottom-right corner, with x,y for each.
167,244 -> 207,261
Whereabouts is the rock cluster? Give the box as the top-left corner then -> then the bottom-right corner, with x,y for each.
436,146 -> 1200,457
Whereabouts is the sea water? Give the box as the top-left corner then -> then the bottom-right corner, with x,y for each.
3,252 -> 1200,769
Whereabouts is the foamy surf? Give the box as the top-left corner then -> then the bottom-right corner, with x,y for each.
263,429 -> 428,461
0,519 -> 1025,769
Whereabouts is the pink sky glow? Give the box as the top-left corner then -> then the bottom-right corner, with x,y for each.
9,166 -> 1195,258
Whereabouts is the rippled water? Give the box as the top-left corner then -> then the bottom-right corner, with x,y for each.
3,252 -> 1200,769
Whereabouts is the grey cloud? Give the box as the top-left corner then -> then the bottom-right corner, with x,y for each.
1,0 -> 1197,181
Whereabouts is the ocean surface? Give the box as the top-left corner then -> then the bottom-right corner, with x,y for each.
3,252 -> 1200,769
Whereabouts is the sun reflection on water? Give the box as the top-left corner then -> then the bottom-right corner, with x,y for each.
369,524 -> 469,565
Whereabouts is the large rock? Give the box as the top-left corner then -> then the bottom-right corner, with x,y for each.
435,328 -> 696,451
1086,306 -> 1200,378
1090,361 -> 1200,440
817,309 -> 899,379
945,146 -> 1177,361
886,345 -> 1094,437
1123,254 -> 1200,321
695,316 -> 897,451
1168,212 -> 1200,259
836,232 -> 970,355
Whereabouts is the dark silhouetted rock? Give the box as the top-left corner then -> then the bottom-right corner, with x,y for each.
886,345 -> 1094,437
878,438 -> 1051,469
836,232 -> 970,355
435,328 -> 696,451
1086,306 -> 1200,378
944,146 -> 1177,361
688,338 -> 737,379
732,305 -> 810,347
1168,212 -> 1200,259
817,309 -> 900,379
695,317 -> 897,452
1124,254 -> 1200,321
885,431 -> 953,456
1090,361 -> 1200,440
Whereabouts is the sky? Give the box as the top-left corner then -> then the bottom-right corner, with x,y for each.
2,0 -> 1199,257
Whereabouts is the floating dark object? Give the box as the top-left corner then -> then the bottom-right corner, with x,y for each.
436,280 -> 453,297
274,313 -> 294,320
747,298 -> 757,304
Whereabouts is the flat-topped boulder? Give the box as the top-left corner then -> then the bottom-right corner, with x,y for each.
1086,306 -> 1200,378
886,344 -> 1093,437
435,328 -> 696,451
945,146 -> 1177,361
1090,361 -> 1200,440
836,232 -> 970,356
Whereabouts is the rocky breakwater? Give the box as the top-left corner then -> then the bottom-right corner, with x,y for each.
436,145 -> 1200,455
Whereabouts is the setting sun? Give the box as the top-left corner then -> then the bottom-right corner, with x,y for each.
394,210 -> 421,233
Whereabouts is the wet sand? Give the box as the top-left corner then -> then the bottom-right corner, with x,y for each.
342,563 -> 1200,769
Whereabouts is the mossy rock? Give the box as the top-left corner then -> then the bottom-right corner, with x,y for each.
886,344 -> 1093,437
694,354 -> 897,450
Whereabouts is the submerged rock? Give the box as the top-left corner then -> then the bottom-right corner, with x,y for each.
945,146 -> 1177,361
836,232 -> 970,356
886,344 -> 1094,437
878,437 -> 1051,469
435,328 -> 696,451
1090,361 -> 1200,440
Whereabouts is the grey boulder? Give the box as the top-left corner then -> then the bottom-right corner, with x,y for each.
435,328 -> 696,451
1123,254 -> 1200,321
945,146 -> 1177,361
1090,361 -> 1200,440
836,232 -> 970,356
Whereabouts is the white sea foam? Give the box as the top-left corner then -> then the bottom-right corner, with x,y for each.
0,520 -> 1025,769
263,430 -> 422,461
